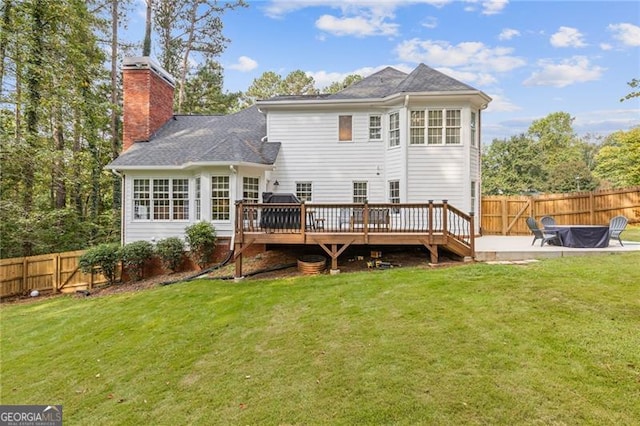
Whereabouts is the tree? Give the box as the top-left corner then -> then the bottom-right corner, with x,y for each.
181,59 -> 240,114
593,127 -> 640,188
240,69 -> 320,108
241,71 -> 282,106
280,70 -> 317,96
527,112 -> 597,192
322,74 -> 363,94
153,0 -> 247,113
620,78 -> 639,102
481,134 -> 546,195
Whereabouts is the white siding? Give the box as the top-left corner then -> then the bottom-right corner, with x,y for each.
268,110 -> 387,203
407,146 -> 467,207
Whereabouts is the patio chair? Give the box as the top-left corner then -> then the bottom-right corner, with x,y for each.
608,215 -> 628,246
526,217 -> 560,247
540,216 -> 556,228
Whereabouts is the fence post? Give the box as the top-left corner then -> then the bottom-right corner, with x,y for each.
52,253 -> 60,294
301,201 -> 307,240
501,198 -> 508,235
22,257 -> 28,294
589,192 -> 595,224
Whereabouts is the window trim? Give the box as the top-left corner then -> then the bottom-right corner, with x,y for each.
296,181 -> 313,202
388,111 -> 400,148
211,175 -> 230,221
132,178 -> 190,222
369,114 -> 382,141
242,177 -> 260,204
338,115 -> 353,142
352,181 -> 368,204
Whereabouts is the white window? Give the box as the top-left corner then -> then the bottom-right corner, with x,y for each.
389,180 -> 400,204
195,177 -> 201,221
211,176 -> 230,220
369,115 -> 382,141
133,179 -> 150,220
132,178 -> 189,221
389,112 -> 400,147
470,111 -> 477,147
153,179 -> 170,220
296,182 -> 312,202
339,115 -> 352,142
471,180 -> 477,213
410,110 -> 425,145
353,181 -> 368,203
427,109 -> 461,145
172,179 -> 189,220
446,110 -> 461,144
243,177 -> 259,203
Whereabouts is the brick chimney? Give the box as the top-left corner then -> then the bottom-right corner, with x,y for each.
122,57 -> 175,151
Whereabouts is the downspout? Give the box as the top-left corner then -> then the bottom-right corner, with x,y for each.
111,169 -> 125,245
402,94 -> 410,203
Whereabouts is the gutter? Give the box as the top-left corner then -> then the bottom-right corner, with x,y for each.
111,169 -> 125,246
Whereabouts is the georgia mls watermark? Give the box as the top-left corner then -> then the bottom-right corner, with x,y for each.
0,405 -> 62,426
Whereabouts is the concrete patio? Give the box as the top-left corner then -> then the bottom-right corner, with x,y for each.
474,235 -> 640,262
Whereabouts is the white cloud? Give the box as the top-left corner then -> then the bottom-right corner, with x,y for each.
228,56 -> 258,72
523,56 -> 605,88
599,43 -> 613,51
608,23 -> 640,47
422,16 -> 438,29
550,26 -> 587,48
481,0 -> 508,15
264,0 -> 452,19
436,67 -> 497,86
396,39 -> 526,73
316,14 -> 399,37
307,63 -> 413,88
498,28 -> 520,41
484,93 -> 521,112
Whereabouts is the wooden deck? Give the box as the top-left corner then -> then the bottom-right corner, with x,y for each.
233,201 -> 475,277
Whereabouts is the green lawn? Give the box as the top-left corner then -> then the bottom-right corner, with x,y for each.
2,253 -> 639,425
622,224 -> 640,242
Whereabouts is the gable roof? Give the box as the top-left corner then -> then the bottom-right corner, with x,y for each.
259,63 -> 487,105
107,106 -> 280,169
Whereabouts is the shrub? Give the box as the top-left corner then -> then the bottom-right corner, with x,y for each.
155,237 -> 185,272
78,243 -> 121,286
121,240 -> 154,281
185,222 -> 216,269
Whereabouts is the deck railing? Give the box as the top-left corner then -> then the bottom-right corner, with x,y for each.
236,200 -> 474,247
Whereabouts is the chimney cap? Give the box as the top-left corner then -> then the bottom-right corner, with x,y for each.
123,56 -> 175,87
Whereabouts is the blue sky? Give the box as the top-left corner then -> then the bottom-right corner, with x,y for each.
134,0 -> 640,143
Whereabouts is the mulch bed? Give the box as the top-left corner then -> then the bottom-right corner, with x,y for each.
3,247 -> 463,304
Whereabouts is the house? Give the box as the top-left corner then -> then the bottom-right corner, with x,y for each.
107,56 -> 491,272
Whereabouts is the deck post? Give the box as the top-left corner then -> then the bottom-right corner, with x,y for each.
301,201 -> 306,240
442,200 -> 448,236
469,212 -> 476,259
428,200 -> 434,244
234,201 -> 244,278
363,201 -> 369,243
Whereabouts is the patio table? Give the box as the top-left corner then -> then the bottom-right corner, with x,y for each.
544,225 -> 610,248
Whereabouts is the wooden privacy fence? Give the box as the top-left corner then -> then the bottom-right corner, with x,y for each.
481,186 -> 640,235
0,250 -> 118,299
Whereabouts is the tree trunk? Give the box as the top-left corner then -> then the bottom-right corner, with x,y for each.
142,0 -> 151,56
111,0 -> 121,215
53,109 -> 66,209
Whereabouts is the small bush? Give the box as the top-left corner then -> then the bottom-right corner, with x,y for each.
155,237 -> 185,272
79,243 -> 121,286
121,240 -> 154,281
185,222 -> 216,269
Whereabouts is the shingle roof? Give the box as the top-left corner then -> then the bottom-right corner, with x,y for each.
260,63 -> 481,103
107,105 -> 280,168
